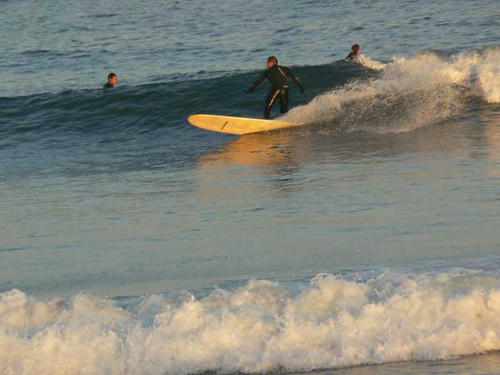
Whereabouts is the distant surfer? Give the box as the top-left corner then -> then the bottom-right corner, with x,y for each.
103,73 -> 118,88
248,56 -> 305,119
346,44 -> 360,63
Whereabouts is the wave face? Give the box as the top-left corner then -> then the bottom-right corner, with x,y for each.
0,57 -> 374,178
2,270 -> 500,375
0,59 -> 370,158
283,48 -> 500,133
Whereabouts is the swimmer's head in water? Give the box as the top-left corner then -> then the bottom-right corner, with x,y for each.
352,44 -> 360,53
107,73 -> 118,87
267,56 -> 278,68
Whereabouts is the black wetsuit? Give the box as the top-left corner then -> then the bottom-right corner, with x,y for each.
103,82 -> 114,89
346,52 -> 359,62
249,65 -> 305,119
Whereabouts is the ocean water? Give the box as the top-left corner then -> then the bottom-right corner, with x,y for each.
1,0 -> 500,374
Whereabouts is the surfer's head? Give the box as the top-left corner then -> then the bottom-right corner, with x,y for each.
351,44 -> 360,54
267,56 -> 278,68
107,73 -> 118,87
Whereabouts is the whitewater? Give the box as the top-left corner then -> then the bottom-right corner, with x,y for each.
284,48 -> 500,132
2,269 -> 500,375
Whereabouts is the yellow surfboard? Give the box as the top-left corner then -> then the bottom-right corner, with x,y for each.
188,114 -> 304,135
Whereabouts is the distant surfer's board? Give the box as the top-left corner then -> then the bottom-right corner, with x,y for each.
188,114 -> 304,135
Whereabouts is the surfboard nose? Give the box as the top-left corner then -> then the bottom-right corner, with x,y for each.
187,114 -> 201,126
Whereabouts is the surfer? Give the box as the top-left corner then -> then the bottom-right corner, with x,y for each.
248,56 -> 305,119
346,44 -> 360,62
103,73 -> 118,88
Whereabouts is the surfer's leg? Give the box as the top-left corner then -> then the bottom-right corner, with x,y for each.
280,88 -> 289,114
264,89 -> 280,119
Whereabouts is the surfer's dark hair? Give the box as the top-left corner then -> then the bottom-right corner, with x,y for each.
352,44 -> 360,51
267,56 -> 278,64
108,72 -> 117,80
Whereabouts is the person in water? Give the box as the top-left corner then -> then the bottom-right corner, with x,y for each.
248,56 -> 305,119
103,73 -> 118,88
346,44 -> 360,62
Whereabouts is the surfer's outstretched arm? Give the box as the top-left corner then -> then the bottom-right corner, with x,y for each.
248,72 -> 267,92
284,67 -> 305,93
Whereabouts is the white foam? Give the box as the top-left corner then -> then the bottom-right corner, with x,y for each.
283,48 -> 500,133
471,49 -> 500,103
2,271 -> 500,375
358,54 -> 387,71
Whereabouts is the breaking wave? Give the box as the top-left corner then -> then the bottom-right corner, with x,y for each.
2,270 -> 500,375
283,48 -> 500,134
